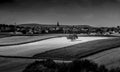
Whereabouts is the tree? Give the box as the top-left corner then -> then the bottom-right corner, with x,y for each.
23,59 -> 120,72
67,34 -> 78,41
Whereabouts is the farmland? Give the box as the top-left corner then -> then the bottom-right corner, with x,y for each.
0,57 -> 35,72
0,35 -> 119,72
0,34 -> 12,39
0,36 -> 110,57
85,46 -> 120,69
0,34 -> 117,46
33,37 -> 119,60
0,34 -> 66,46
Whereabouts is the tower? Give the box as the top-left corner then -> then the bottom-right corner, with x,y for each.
57,21 -> 60,26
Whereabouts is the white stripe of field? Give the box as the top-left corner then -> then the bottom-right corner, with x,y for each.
0,37 -> 110,57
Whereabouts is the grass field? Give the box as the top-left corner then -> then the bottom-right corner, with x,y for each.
85,47 -> 120,69
0,36 -> 110,57
0,35 -> 12,39
0,35 -> 120,72
0,34 -> 66,46
33,37 -> 119,60
0,34 -> 117,46
0,57 -> 35,72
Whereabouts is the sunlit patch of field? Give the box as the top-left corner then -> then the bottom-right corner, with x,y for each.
33,37 -> 119,60
0,36 -> 110,57
0,34 -> 116,46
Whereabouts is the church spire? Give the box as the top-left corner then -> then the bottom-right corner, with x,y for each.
57,21 -> 60,26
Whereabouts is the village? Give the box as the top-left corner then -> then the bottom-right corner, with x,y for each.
0,22 -> 120,35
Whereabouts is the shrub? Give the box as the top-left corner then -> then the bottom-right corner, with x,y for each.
23,59 -> 120,72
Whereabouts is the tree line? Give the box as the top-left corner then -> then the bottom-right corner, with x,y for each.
23,59 -> 120,72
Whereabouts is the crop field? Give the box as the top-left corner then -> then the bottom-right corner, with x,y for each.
0,34 -> 66,46
85,47 -> 120,69
0,36 -> 110,57
0,57 -> 35,72
0,34 -> 116,46
33,37 -> 119,60
0,35 -> 11,39
0,35 -> 119,72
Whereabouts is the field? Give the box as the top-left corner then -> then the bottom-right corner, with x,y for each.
0,36 -> 110,57
0,34 -> 117,46
0,35 -> 12,39
0,34 -> 66,46
0,35 -> 120,72
85,47 -> 120,69
0,57 -> 35,72
33,37 -> 120,60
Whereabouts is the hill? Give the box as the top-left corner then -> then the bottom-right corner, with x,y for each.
19,23 -> 93,28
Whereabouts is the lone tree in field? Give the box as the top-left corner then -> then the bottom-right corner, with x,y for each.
67,33 -> 78,41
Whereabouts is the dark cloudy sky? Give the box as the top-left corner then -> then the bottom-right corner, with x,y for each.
0,0 -> 120,27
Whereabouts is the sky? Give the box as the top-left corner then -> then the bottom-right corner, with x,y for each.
0,0 -> 120,27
